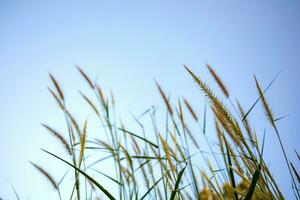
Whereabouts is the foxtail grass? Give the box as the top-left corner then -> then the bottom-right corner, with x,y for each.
30,64 -> 299,200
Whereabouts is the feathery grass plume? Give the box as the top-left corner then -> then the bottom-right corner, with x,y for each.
155,81 -> 173,116
199,187 -> 215,200
41,123 -> 72,155
206,63 -> 229,98
96,85 -> 108,111
130,136 -> 141,155
48,87 -> 64,110
49,73 -> 64,101
80,91 -> 100,116
184,65 -> 246,146
159,133 -> 176,174
255,76 -> 300,198
182,98 -> 198,121
169,131 -> 185,160
290,162 -> 300,184
76,65 -> 95,89
96,139 -> 115,154
201,170 -> 222,199
215,120 -> 225,156
223,183 -> 235,199
78,120 -> 88,166
66,110 -> 81,139
212,106 -> 241,147
254,76 -> 275,127
30,162 -> 59,190
110,89 -> 116,107
136,159 -> 151,191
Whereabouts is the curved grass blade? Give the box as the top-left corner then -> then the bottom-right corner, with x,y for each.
242,69 -> 281,121
92,169 -> 123,186
243,164 -> 261,200
118,128 -> 158,148
224,139 -> 238,200
4,178 -> 20,200
169,165 -> 187,200
140,176 -> 164,200
41,149 -> 116,200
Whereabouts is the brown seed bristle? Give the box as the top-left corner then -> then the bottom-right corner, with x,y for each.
254,76 -> 275,127
182,98 -> 198,121
155,81 -> 173,116
206,63 -> 229,98
185,65 -> 246,146
78,119 -> 88,166
130,136 -> 141,154
80,91 -> 100,116
110,89 -> 116,107
158,133 -> 175,173
66,110 -> 81,139
48,87 -> 64,110
76,65 -> 95,89
30,162 -> 58,190
49,73 -> 64,101
96,85 -> 108,110
41,123 -> 72,155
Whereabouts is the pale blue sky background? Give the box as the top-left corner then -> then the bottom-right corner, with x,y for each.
0,0 -> 300,199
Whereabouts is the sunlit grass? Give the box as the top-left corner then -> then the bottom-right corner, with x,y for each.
30,65 -> 299,200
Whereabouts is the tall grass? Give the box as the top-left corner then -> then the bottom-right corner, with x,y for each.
31,65 -> 299,200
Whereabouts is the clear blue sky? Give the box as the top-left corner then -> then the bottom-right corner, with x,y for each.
0,1 -> 300,199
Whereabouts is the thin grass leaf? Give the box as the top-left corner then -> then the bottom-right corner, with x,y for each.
290,162 -> 300,184
296,150 -> 300,160
224,139 -> 238,200
169,165 -> 187,200
92,169 -> 123,186
242,70 -> 281,121
41,149 -> 116,200
243,164 -> 261,200
140,176 -> 164,200
118,128 -> 158,148
4,178 -> 20,200
274,114 -> 289,122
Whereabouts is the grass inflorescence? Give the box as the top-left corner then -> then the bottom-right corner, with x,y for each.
30,65 -> 299,200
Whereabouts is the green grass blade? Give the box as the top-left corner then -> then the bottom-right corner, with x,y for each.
140,176 -> 164,200
224,139 -> 238,200
169,165 -> 187,200
4,178 -> 20,200
92,169 -> 123,186
242,69 -> 281,121
118,128 -> 158,148
243,165 -> 261,200
41,149 -> 116,200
